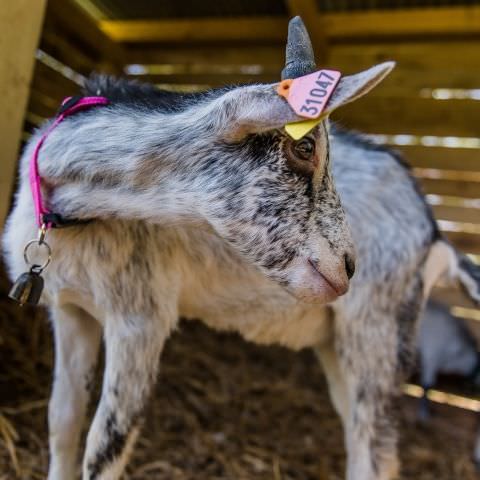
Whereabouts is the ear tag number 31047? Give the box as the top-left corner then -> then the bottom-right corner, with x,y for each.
277,69 -> 341,139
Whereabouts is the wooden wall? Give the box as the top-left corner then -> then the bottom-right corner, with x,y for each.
25,0 -> 123,134
0,1 -> 47,227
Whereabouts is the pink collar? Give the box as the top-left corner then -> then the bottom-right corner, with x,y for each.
29,96 -> 109,229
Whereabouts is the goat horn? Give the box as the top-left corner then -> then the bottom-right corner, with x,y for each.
281,16 -> 316,80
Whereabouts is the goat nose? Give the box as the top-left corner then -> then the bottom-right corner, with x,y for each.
344,253 -> 356,280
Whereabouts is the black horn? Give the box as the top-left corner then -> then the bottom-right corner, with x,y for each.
281,16 -> 316,80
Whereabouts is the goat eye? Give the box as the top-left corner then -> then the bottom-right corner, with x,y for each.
284,136 -> 317,177
293,138 -> 315,160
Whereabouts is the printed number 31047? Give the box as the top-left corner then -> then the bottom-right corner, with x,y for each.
299,71 -> 336,117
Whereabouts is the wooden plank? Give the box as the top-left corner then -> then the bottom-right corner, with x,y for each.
32,60 -> 82,99
397,147 -> 480,173
125,39 -> 480,95
419,178 -> 480,199
333,97 -> 480,137
327,40 -> 480,96
46,0 -> 124,72
431,287 -> 478,310
127,72 -> 276,86
0,0 -> 47,228
432,205 -> 480,225
128,40 -> 480,75
99,17 -> 288,43
123,41 -> 480,100
27,92 -> 58,120
444,231 -> 480,254
125,45 -> 285,69
324,6 -> 480,40
40,29 -> 97,76
101,7 -> 480,44
329,41 -> 480,73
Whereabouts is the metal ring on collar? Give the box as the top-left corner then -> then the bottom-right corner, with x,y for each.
23,239 -> 52,271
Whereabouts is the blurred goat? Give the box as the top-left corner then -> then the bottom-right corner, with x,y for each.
417,299 -> 480,421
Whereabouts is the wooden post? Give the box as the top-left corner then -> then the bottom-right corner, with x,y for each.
0,0 -> 46,228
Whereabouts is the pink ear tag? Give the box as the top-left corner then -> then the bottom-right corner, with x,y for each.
277,69 -> 341,139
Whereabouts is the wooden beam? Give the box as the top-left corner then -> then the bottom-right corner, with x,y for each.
46,0 -> 125,72
127,72 -> 276,87
40,28 -> 97,75
324,6 -> 480,40
328,40 -> 480,96
419,178 -> 480,199
0,0 -> 46,228
333,97 -> 480,137
329,40 -> 480,73
32,60 -> 82,99
99,17 -> 288,43
125,39 -> 480,95
125,45 -> 284,69
397,147 -> 480,173
100,7 -> 480,44
444,231 -> 480,254
431,287 -> 478,310
432,205 -> 480,225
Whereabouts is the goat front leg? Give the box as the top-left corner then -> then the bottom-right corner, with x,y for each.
342,374 -> 400,480
48,305 -> 102,480
316,313 -> 404,480
82,311 -> 171,480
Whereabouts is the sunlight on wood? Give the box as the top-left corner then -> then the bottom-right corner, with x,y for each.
451,306 -> 480,322
403,384 -> 480,412
367,133 -> 480,149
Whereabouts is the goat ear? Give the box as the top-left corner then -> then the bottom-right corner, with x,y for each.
221,85 -> 302,141
325,61 -> 395,112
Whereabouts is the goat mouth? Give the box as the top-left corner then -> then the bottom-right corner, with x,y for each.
307,259 -> 345,296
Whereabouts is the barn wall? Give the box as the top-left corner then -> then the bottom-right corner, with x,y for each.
0,1 -> 47,228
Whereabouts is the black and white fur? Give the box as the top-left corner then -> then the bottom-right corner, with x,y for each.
2,61 -> 398,479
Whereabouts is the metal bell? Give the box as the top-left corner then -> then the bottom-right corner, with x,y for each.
8,268 -> 44,306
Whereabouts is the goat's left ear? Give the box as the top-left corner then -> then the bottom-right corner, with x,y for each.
325,61 -> 395,112
220,85 -> 307,141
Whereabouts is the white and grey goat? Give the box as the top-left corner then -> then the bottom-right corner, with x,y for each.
1,18 -> 404,480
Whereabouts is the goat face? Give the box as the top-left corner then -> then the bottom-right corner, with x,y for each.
202,119 -> 353,303
199,59 -> 393,303
195,17 -> 394,303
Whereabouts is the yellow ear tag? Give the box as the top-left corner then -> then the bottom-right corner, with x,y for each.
285,113 -> 329,140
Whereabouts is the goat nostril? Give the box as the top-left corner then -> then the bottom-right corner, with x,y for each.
344,254 -> 355,280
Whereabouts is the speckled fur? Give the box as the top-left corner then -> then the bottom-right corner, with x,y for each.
5,64 -> 477,480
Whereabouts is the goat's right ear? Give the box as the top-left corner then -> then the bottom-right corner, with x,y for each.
325,61 -> 395,113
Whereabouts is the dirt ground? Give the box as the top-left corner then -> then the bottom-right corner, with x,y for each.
0,265 -> 478,480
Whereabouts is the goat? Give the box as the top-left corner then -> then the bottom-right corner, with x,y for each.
2,18 -> 397,480
416,299 -> 480,421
